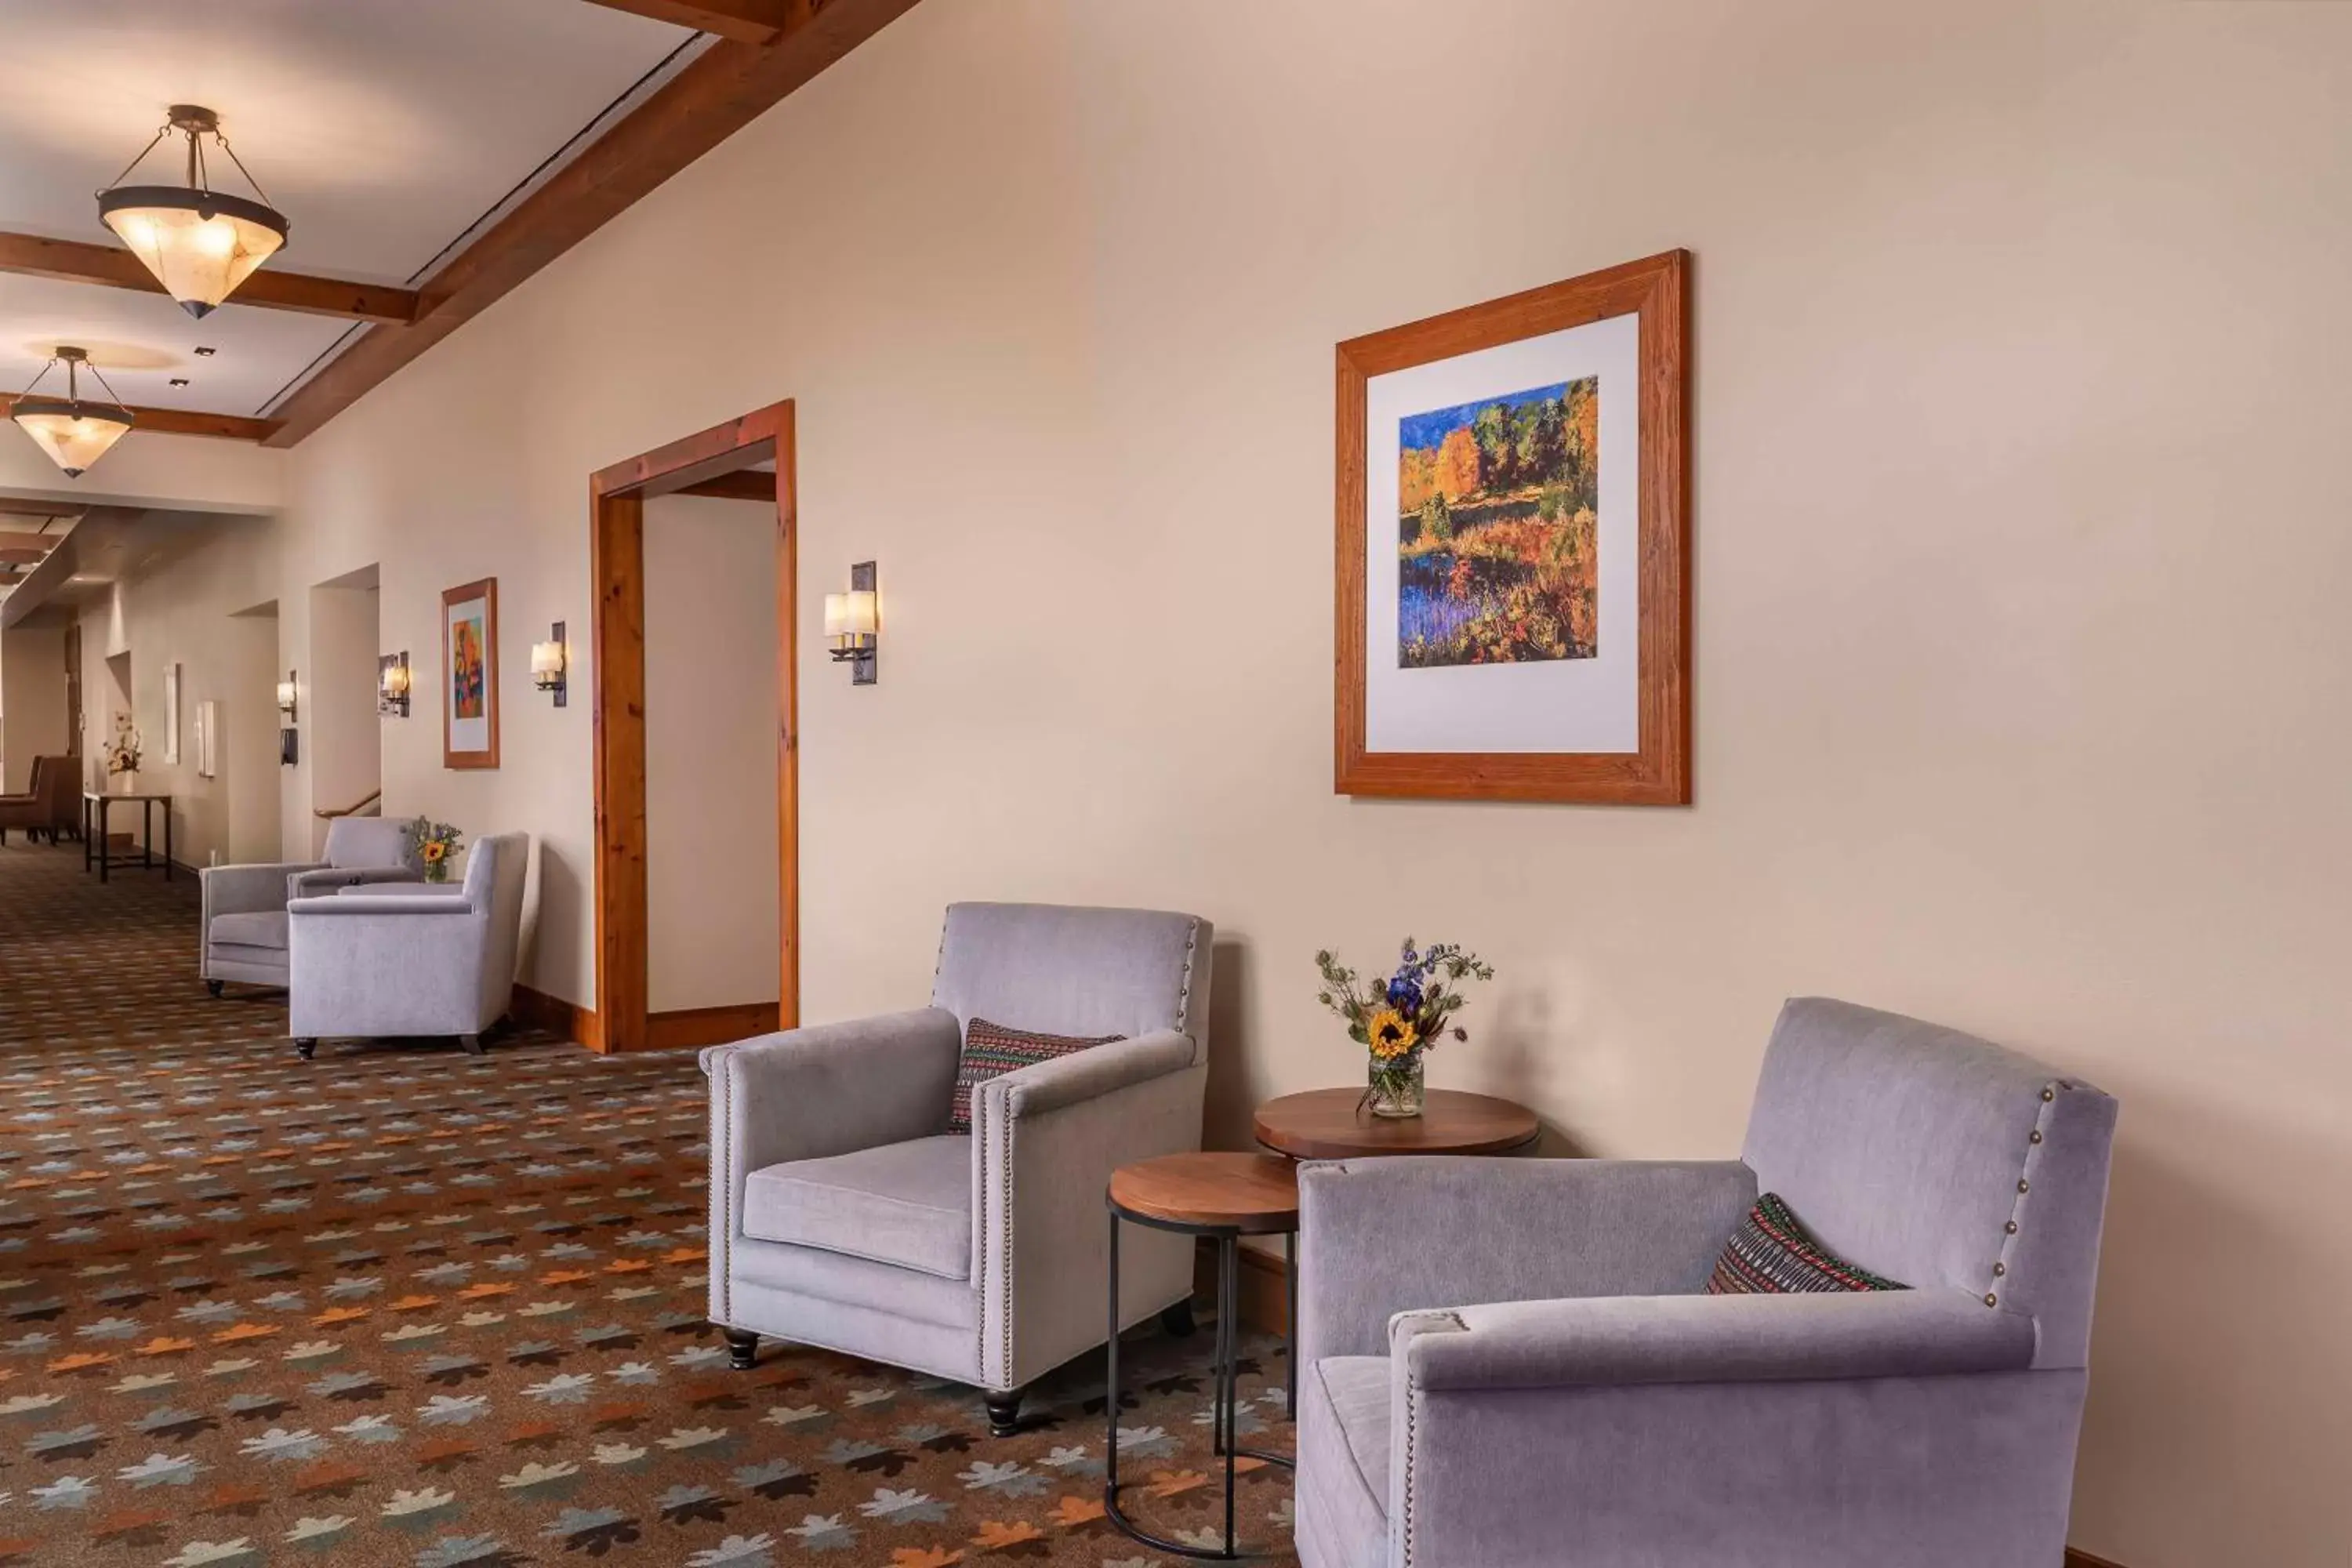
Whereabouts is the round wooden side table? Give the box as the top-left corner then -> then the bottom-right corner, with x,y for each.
1105,1152 -> 1298,1561
1253,1086 -> 1541,1160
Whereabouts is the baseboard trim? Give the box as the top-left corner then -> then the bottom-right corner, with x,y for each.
2065,1552 -> 2129,1568
1194,1238 -> 1290,1335
645,1001 -> 780,1053
513,983 -> 600,1050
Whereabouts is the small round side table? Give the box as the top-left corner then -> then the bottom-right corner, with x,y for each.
1105,1152 -> 1298,1561
1253,1086 -> 1541,1160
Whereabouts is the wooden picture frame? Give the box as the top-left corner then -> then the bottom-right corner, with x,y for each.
441,576 -> 501,770
1335,249 -> 1690,804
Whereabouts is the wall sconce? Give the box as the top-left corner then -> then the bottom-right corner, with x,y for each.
277,670 -> 299,767
823,562 -> 878,686
378,652 -> 411,717
531,622 -> 568,707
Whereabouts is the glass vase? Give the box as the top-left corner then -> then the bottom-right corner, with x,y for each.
1367,1056 -> 1425,1119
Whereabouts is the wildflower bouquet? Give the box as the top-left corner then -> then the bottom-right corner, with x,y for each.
405,816 -> 463,883
1314,938 -> 1495,1118
104,714 -> 143,779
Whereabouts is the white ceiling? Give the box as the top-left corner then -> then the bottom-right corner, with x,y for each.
0,0 -> 701,419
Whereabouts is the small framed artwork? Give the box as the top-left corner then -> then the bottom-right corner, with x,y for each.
193,699 -> 217,779
1335,249 -> 1690,804
441,576 -> 500,770
162,662 -> 182,764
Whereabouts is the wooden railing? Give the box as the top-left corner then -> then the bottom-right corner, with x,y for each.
314,788 -> 383,821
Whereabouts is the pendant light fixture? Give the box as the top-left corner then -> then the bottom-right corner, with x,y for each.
96,105 -> 289,319
10,347 -> 136,477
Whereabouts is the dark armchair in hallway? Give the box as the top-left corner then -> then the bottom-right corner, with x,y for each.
1292,998 -> 2120,1568
0,756 -> 76,845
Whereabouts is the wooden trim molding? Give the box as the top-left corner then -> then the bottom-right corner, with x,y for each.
125,405 -> 281,442
576,0 -> 804,45
262,0 -> 918,446
512,982 -> 601,1050
2064,1552 -> 2130,1568
0,229 -> 419,324
646,1001 -> 782,1051
590,401 -> 797,1054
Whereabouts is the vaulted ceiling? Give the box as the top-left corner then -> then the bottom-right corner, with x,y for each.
0,0 -> 914,454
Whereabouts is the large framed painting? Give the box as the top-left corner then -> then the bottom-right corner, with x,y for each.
441,576 -> 500,770
1335,249 -> 1690,804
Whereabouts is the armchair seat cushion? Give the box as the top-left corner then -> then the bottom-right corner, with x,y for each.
209,910 -> 289,952
742,1134 -> 972,1279
1299,1356 -> 1390,1566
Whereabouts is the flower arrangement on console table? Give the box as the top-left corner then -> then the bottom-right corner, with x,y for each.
104,715 -> 143,793
1314,938 -> 1495,1118
405,816 -> 464,883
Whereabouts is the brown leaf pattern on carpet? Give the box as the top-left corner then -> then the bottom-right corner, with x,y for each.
0,840 -> 1298,1565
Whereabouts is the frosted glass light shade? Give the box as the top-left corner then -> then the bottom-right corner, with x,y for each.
100,187 -> 288,318
10,400 -> 133,477
530,641 -> 565,679
823,590 -> 877,639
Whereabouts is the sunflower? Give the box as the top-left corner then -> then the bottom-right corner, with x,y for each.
421,841 -> 447,863
1367,1008 -> 1419,1061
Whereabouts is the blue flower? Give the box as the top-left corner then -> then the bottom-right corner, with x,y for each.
1385,973 -> 1423,1014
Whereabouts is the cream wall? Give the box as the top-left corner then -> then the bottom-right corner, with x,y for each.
0,430 -> 283,516
644,493 -> 782,1013
0,624 -> 71,793
274,3 -> 2352,1561
78,521 -> 284,868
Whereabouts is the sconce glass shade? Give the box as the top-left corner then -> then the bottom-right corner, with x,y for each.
275,678 -> 297,716
9,399 -> 133,477
823,590 -> 878,641
530,640 -> 565,687
100,189 -> 288,318
381,662 -> 410,699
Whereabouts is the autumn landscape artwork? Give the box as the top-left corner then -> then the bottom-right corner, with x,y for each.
1397,376 -> 1599,668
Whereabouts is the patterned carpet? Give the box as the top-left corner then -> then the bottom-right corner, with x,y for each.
0,839 -> 1296,1566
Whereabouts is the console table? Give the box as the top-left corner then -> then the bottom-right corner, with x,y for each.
83,790 -> 172,882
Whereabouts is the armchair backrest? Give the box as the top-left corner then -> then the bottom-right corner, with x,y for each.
324,815 -> 419,871
461,833 -> 530,1018
930,902 -> 1212,1054
37,756 -> 74,823
1740,997 -> 2118,1369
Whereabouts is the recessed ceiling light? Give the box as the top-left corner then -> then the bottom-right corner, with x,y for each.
169,377 -> 191,387
97,106 -> 290,319
193,346 -> 217,357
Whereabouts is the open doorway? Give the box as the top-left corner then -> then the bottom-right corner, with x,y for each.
589,401 -> 797,1054
307,565 -> 383,851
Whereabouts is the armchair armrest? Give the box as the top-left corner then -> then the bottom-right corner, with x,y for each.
1401,1289 -> 2036,1392
1380,1291 -> 2059,1567
1298,1157 -> 1758,1362
201,861 -> 326,918
704,1008 -> 964,1179
289,865 -> 423,899
289,894 -> 476,916
985,1028 -> 1196,1119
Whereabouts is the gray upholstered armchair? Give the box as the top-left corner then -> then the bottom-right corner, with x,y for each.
200,816 -> 423,994
704,902 -> 1214,1436
1294,997 -> 2119,1568
285,831 -> 529,1060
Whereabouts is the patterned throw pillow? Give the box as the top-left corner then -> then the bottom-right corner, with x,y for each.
948,1018 -> 1125,1134
1706,1192 -> 1909,1294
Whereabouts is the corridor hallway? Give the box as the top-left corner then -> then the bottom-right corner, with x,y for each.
0,837 -> 1275,1566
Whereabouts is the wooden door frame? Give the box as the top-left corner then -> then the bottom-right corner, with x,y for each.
589,400 -> 797,1054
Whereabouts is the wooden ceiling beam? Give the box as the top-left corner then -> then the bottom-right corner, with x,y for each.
0,231 -> 419,325
122,404 -> 282,442
676,469 -> 776,500
0,498 -> 85,517
263,0 -> 920,447
575,0 -> 805,46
